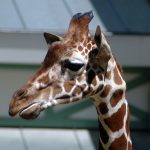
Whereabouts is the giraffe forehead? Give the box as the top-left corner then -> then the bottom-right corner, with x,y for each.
69,39 -> 96,62
70,50 -> 88,64
43,42 -> 73,67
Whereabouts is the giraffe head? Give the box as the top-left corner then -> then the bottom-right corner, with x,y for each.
9,11 -> 111,119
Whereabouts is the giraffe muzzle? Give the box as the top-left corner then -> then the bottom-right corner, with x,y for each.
19,103 -> 41,119
9,100 -> 42,119
9,87 -> 43,119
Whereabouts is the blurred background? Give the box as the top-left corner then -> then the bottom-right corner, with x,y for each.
0,0 -> 150,150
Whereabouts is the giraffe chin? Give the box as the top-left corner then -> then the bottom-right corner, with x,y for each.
19,103 -> 41,120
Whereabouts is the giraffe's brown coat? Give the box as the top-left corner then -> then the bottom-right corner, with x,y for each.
109,134 -> 127,150
85,49 -> 88,54
94,85 -> 104,95
81,51 -> 85,56
104,103 -> 126,132
98,73 -> 103,80
99,122 -> 109,144
73,86 -> 82,95
83,87 -> 91,97
30,66 -> 47,82
126,107 -> 130,135
77,74 -> 85,82
87,37 -> 91,42
38,75 -> 49,86
64,81 -> 76,93
92,40 -> 95,45
78,45 -> 83,51
87,43 -> 91,49
100,84 -> 112,98
110,89 -> 123,107
72,44 -> 77,48
113,66 -> 123,85
92,77 -> 97,87
98,102 -> 108,114
53,85 -> 62,95
80,38 -> 84,43
83,40 -> 87,47
105,71 -> 111,80
128,142 -> 132,150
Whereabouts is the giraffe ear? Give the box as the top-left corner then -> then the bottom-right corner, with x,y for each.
94,25 -> 102,48
43,32 -> 62,46
96,46 -> 111,75
94,25 -> 111,74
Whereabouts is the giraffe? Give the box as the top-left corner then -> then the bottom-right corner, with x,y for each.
9,11 -> 132,150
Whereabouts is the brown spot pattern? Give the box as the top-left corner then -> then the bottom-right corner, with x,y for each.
85,49 -> 88,54
126,107 -> 130,135
64,81 -> 75,93
87,43 -> 91,49
87,37 -> 91,42
94,85 -> 104,95
77,75 -> 85,82
92,40 -> 95,45
100,85 -> 112,98
83,87 -> 91,97
98,73 -> 103,80
113,66 -> 123,85
92,77 -> 97,86
104,103 -> 126,132
109,134 -> 127,150
110,89 -> 123,107
98,102 -> 108,114
99,122 -> 109,144
72,86 -> 81,95
128,142 -> 132,150
72,44 -> 77,48
78,45 -> 83,51
106,71 -> 111,79
80,38 -> 84,43
81,51 -> 85,56
38,75 -> 49,85
53,84 -> 62,96
83,41 -> 87,46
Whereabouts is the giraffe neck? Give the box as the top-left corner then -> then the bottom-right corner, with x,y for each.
91,57 -> 132,150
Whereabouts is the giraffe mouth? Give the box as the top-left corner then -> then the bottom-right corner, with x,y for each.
56,95 -> 70,99
19,103 -> 41,119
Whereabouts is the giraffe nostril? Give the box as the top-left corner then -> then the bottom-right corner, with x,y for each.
14,89 -> 27,100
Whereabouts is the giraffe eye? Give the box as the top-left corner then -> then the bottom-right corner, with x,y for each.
63,59 -> 84,71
